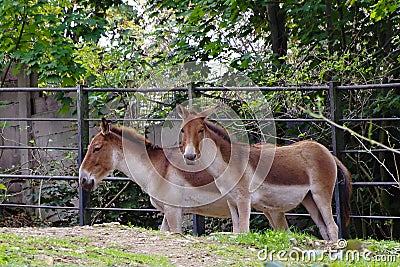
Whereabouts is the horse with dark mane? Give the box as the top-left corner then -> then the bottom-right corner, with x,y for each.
177,105 -> 352,241
79,118 -> 236,233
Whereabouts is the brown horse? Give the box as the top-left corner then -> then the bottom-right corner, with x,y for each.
79,118 -> 238,233
177,105 -> 352,241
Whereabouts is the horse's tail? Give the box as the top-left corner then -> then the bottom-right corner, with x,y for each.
335,156 -> 352,226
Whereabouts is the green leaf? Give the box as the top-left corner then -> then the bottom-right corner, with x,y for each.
367,120 -> 373,140
0,100 -> 10,107
0,184 -> 7,191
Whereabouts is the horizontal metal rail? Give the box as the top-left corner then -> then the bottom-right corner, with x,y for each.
0,88 -> 77,92
2,117 -> 399,124
0,174 -> 78,180
196,86 -> 329,91
252,212 -> 400,220
351,182 -> 399,186
0,118 -> 77,122
85,118 -> 326,122
2,83 -> 399,93
0,203 -> 79,210
2,202 -> 399,221
83,117 -> 400,123
337,83 -> 400,90
348,215 -> 400,219
0,174 -> 130,182
83,87 -> 188,92
2,146 -> 397,154
87,207 -> 159,212
1,174 -> 399,187
0,146 -> 78,150
342,149 -> 400,153
2,116 -> 399,123
341,117 -> 400,122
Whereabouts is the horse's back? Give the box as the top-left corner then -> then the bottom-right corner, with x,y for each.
251,140 -> 337,212
261,140 -> 336,186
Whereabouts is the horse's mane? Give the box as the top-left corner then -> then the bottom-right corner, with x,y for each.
110,124 -> 158,149
204,120 -> 231,143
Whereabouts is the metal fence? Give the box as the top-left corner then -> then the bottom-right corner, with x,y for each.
1,83 -> 400,237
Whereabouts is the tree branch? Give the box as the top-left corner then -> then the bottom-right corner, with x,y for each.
1,6 -> 28,87
300,107 -> 400,155
90,181 -> 132,225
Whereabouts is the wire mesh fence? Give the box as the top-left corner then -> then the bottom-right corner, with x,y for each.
1,83 -> 399,238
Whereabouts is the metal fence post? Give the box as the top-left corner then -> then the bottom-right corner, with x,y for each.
193,213 -> 206,236
187,83 -> 206,235
77,84 -> 90,225
328,81 -> 346,239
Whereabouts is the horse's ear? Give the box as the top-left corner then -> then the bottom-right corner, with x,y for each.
198,106 -> 217,118
176,104 -> 189,119
100,118 -> 111,135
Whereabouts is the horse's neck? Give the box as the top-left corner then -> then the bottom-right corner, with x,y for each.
203,127 -> 251,193
115,154 -> 131,178
114,140 -> 162,178
206,127 -> 231,163
113,142 -> 131,177
200,127 -> 232,180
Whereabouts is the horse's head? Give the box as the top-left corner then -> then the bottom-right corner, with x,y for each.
176,104 -> 216,165
79,118 -> 120,191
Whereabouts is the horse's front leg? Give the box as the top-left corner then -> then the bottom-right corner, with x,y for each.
236,195 -> 251,232
164,206 -> 183,233
150,198 -> 171,232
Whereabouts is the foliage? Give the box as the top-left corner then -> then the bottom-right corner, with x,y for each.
213,230 -> 400,266
1,0 -> 400,239
2,0 -> 399,86
74,4 -> 152,88
0,184 -> 6,205
0,0 -> 120,87
146,0 -> 276,82
88,180 -> 163,229
146,0 -> 400,84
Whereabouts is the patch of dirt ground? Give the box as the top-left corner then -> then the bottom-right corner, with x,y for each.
1,222 -> 259,266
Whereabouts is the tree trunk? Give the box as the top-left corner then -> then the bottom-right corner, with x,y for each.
266,3 -> 287,64
325,0 -> 334,54
337,0 -> 347,50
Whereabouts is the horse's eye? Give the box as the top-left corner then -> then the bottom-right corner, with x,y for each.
93,146 -> 101,153
198,128 -> 204,134
180,129 -> 184,133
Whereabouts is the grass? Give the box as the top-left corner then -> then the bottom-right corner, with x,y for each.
209,229 -> 400,267
1,226 -> 400,266
0,233 -> 172,266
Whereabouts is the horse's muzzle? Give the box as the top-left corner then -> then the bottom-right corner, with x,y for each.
79,168 -> 96,191
183,157 -> 197,165
183,145 -> 198,164
80,176 -> 95,191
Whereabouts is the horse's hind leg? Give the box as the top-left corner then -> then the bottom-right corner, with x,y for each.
310,188 -> 338,240
307,150 -> 339,241
301,192 -> 329,240
227,200 -> 240,232
261,210 -> 287,230
268,211 -> 289,231
262,211 -> 276,229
